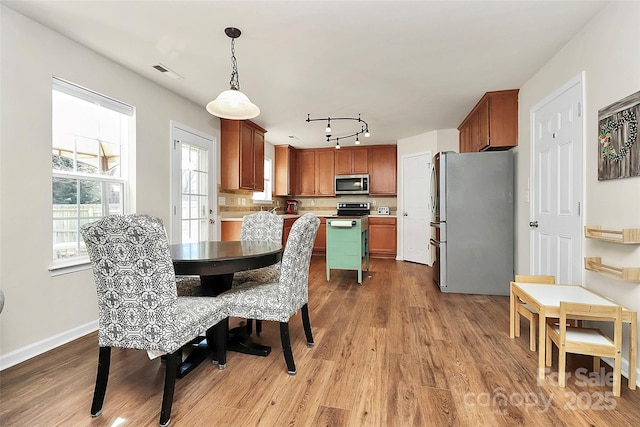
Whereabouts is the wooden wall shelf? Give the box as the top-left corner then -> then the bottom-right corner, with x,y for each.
584,226 -> 640,244
584,257 -> 640,282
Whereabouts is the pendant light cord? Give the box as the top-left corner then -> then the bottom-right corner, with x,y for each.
230,38 -> 240,91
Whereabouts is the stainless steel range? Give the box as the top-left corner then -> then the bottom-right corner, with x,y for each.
336,202 -> 370,216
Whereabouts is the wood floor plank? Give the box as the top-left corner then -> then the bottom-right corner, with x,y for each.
1,257 -> 639,426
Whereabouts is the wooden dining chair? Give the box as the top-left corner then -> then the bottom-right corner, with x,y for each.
514,274 -> 556,351
81,214 -> 229,426
219,213 -> 320,375
232,210 -> 284,335
546,301 -> 623,396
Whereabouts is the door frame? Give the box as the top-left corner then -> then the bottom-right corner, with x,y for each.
169,120 -> 218,244
529,72 -> 585,281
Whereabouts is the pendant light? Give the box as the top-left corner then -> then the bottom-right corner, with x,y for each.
206,27 -> 260,120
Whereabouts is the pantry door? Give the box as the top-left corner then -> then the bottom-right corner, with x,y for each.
402,151 -> 431,265
530,75 -> 583,284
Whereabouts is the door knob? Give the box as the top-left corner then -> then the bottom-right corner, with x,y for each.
529,221 -> 539,228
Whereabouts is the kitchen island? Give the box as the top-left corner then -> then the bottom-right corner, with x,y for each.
325,216 -> 369,284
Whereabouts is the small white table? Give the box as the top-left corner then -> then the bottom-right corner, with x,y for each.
510,282 -> 637,389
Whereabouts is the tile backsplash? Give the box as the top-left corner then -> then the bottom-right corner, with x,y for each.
218,187 -> 396,218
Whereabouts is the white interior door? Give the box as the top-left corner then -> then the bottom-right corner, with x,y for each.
402,151 -> 431,265
531,76 -> 583,284
170,121 -> 217,244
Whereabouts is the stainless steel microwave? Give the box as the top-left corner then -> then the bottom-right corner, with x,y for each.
335,174 -> 369,195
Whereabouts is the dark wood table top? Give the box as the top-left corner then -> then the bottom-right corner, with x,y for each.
169,241 -> 283,277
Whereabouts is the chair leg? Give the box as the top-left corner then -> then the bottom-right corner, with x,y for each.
279,322 -> 296,375
245,318 -> 253,335
256,320 -> 262,336
301,303 -> 314,347
593,356 -> 601,374
515,312 -> 521,337
214,318 -> 228,369
160,351 -> 179,427
613,353 -> 622,397
545,333 -> 552,367
558,347 -> 567,387
91,347 -> 111,417
529,315 -> 537,352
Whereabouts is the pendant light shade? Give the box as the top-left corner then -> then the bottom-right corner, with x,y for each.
206,89 -> 260,120
207,27 -> 259,120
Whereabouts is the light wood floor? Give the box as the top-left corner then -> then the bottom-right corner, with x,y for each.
1,258 -> 639,426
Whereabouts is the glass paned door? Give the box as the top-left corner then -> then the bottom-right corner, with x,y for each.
171,122 -> 217,243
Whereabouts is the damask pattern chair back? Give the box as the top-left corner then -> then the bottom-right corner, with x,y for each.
240,211 -> 284,242
278,213 -> 320,314
81,214 -> 180,353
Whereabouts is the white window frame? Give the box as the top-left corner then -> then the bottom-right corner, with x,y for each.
50,78 -> 133,275
253,157 -> 273,203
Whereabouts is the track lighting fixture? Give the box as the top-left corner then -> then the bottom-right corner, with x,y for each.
306,113 -> 370,149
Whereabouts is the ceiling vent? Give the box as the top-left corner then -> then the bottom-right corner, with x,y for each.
152,63 -> 183,80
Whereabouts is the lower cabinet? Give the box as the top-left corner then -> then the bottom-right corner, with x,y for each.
312,217 -> 327,254
283,217 -> 296,245
221,221 -> 242,241
368,217 -> 397,259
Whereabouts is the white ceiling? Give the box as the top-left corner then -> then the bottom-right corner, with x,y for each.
3,0 -> 606,149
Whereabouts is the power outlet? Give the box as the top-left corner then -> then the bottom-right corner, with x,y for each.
372,200 -> 377,206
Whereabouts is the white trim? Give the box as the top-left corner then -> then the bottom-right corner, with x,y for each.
0,320 -> 98,371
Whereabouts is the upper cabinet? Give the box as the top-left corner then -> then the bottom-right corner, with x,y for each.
277,145 -> 396,196
335,148 -> 368,175
274,145 -> 298,196
458,89 -> 518,152
368,145 -> 397,195
297,149 -> 335,196
220,119 -> 266,191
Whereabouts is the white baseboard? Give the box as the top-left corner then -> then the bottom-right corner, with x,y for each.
0,320 -> 98,371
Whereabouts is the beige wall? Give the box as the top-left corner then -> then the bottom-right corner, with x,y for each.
0,6 -> 220,366
515,2 -> 640,377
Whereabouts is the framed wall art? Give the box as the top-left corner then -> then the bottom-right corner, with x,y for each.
598,90 -> 639,180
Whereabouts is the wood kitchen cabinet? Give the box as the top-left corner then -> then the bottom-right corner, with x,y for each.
221,221 -> 242,241
297,149 -> 335,196
458,89 -> 518,152
282,217 -> 296,244
220,119 -> 266,191
312,217 -> 327,255
335,148 -> 368,175
274,145 -> 297,196
368,216 -> 397,259
368,145 -> 397,195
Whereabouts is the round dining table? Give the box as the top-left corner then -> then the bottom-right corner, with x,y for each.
169,240 -> 283,377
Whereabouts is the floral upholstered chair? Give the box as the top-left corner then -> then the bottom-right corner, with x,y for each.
81,214 -> 229,427
219,213 -> 320,375
232,211 -> 284,335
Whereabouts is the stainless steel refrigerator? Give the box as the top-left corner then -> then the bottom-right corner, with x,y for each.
430,151 -> 514,295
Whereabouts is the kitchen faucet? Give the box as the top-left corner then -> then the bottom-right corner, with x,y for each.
269,206 -> 279,214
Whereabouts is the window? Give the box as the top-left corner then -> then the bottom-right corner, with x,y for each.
51,78 -> 133,267
252,157 -> 272,203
